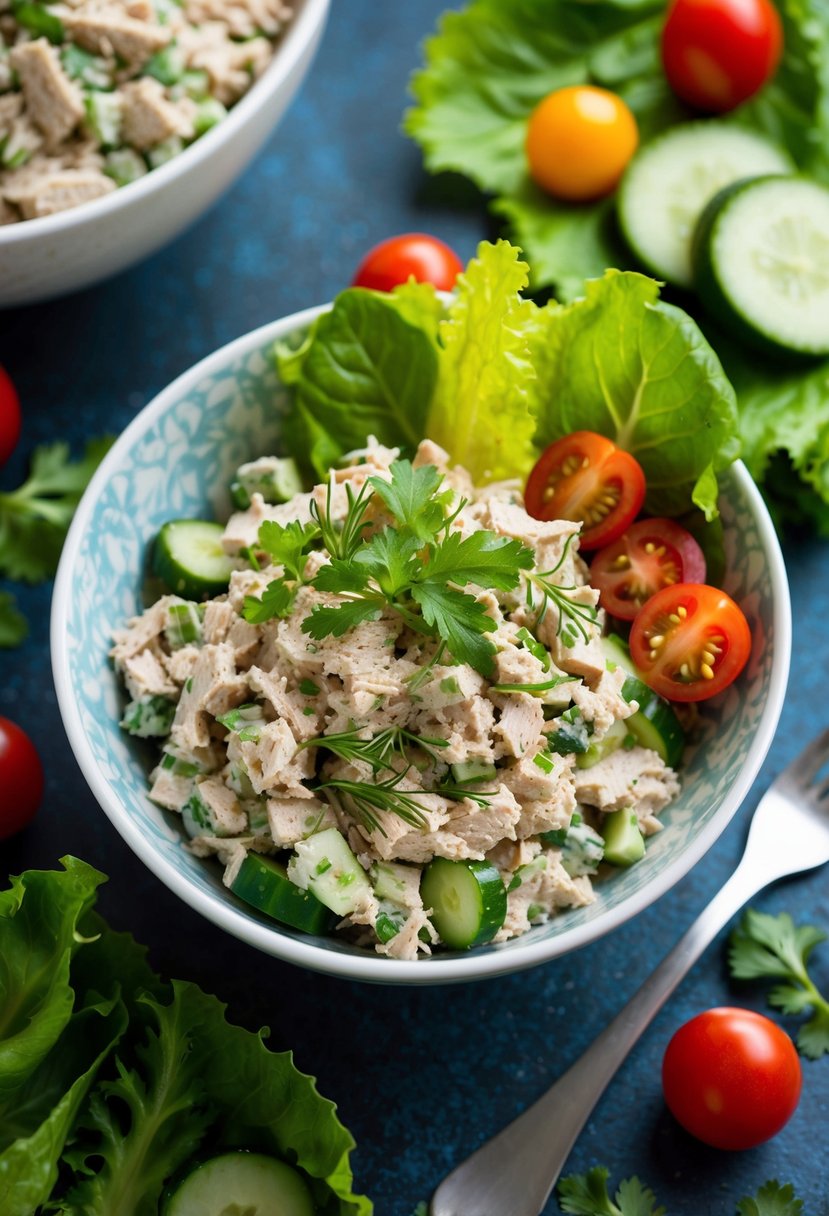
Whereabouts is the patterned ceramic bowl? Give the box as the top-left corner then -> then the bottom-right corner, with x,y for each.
52,306 -> 791,984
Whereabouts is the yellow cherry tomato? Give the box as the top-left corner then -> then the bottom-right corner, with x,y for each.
525,86 -> 639,202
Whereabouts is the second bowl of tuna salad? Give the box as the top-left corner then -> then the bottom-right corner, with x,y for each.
0,0 -> 329,306
52,248 -> 790,983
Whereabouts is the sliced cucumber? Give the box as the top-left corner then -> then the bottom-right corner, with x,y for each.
420,858 -> 507,949
618,123 -> 792,288
450,759 -> 498,784
601,636 -> 684,768
162,1151 -> 314,1216
230,854 -> 335,934
602,808 -> 645,867
541,819 -> 605,877
287,828 -> 372,917
230,455 -> 303,510
693,175 -> 829,356
153,520 -> 235,598
575,717 -> 631,770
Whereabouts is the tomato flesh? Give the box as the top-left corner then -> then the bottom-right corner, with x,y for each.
0,717 -> 44,841
351,233 -> 464,293
525,86 -> 639,201
590,518 -> 706,620
525,432 -> 646,550
662,1007 -> 801,1150
0,365 -> 21,467
629,582 -> 751,702
661,0 -> 783,113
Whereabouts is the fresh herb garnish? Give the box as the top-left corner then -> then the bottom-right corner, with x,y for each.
0,591 -> 28,648
491,675 -> 576,694
729,909 -> 829,1059
736,1180 -> 804,1216
528,536 -> 599,648
558,1166 -> 665,1216
321,768 -> 493,836
310,474 -> 374,560
242,519 -> 320,623
302,725 -> 450,772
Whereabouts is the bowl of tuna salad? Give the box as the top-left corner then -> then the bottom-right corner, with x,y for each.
51,273 -> 790,983
0,0 -> 329,306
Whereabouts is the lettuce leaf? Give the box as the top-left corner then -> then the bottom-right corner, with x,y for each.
533,272 -> 739,519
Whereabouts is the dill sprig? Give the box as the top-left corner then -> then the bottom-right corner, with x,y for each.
302,725 -> 449,772
526,535 -> 599,647
310,474 -> 374,560
320,769 -> 496,836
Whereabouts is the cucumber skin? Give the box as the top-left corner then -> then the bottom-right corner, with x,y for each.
601,636 -> 685,768
152,520 -> 234,599
602,809 -> 646,867
421,858 -> 507,950
161,1151 -> 314,1216
231,855 -> 335,935
692,175 -> 826,359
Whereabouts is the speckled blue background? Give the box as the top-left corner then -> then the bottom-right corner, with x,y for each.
1,3 -> 828,1213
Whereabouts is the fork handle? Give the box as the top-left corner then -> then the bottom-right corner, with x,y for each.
430,857 -> 770,1216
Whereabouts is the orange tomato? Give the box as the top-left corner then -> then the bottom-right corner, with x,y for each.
525,86 -> 639,202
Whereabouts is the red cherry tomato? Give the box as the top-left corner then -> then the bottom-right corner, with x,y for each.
661,0 -> 783,113
524,432 -> 646,550
0,717 -> 44,840
590,518 -> 707,620
0,365 -> 21,467
351,234 -> 464,293
662,1008 -> 802,1149
629,582 -> 751,702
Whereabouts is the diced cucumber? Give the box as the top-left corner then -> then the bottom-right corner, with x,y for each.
165,601 -> 203,649
602,808 -> 646,867
216,703 -> 268,743
180,68 -> 210,99
144,42 -> 185,86
84,90 -> 122,148
147,135 -> 185,168
575,718 -> 632,770
693,175 -> 829,357
153,520 -> 235,598
287,828 -> 372,917
601,635 -> 685,768
13,1 -> 64,42
104,147 -> 148,187
371,859 -> 414,903
545,706 -> 589,755
194,97 -> 228,136
375,901 -> 407,943
559,820 -> 605,877
617,123 -> 792,287
162,1151 -> 314,1216
420,858 -> 507,949
61,44 -> 112,89
450,759 -> 497,784
507,854 -> 547,892
121,695 -> 175,738
159,751 -> 200,778
230,456 -> 303,510
230,854 -> 334,934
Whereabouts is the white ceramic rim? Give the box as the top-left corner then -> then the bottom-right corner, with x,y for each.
0,0 -> 329,246
52,307 -> 792,985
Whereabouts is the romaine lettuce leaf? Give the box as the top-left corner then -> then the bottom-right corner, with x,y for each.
532,272 -> 740,519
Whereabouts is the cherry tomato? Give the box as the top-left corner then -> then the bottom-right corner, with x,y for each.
590,519 -> 707,620
0,717 -> 44,841
525,86 -> 639,201
661,0 -> 783,113
0,365 -> 21,467
662,1008 -> 801,1149
629,582 -> 751,702
351,233 -> 464,293
525,432 -> 646,550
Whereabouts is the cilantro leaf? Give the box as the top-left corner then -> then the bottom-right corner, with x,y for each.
369,460 -> 445,539
729,908 -> 829,1059
303,598 -> 384,640
558,1165 -> 665,1216
257,519 -> 319,581
0,438 -> 112,583
422,528 -> 533,590
243,579 -> 297,624
354,528 -> 422,595
0,592 -> 28,648
411,582 -> 496,676
736,1180 -> 804,1216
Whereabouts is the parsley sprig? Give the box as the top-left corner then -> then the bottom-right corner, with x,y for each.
0,591 -> 28,648
729,909 -> 829,1059
558,1169 -> 802,1216
242,519 -> 320,623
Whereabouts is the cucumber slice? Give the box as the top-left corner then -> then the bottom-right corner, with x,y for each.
618,123 -> 792,287
287,828 -> 373,917
602,808 -> 646,867
231,854 -> 335,934
153,520 -> 235,598
420,858 -> 507,949
601,636 -> 685,768
575,717 -> 631,770
693,175 -> 829,356
162,1151 -> 314,1216
450,759 -> 498,784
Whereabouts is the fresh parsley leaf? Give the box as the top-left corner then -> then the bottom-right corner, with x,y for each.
303,597 -> 384,639
243,579 -> 297,623
411,582 -> 497,676
422,527 -> 533,590
0,591 -> 28,648
558,1165 -> 665,1216
369,459 -> 445,539
354,528 -> 422,595
736,1180 -> 804,1216
0,438 -> 112,583
256,519 -> 319,580
313,557 -> 373,595
729,909 -> 829,1059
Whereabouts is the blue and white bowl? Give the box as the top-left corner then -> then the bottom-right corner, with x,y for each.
52,306 -> 791,984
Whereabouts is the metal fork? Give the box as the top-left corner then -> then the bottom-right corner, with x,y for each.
430,729 -> 829,1216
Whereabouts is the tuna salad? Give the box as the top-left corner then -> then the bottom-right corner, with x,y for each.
113,438 -> 683,960
0,0 -> 292,223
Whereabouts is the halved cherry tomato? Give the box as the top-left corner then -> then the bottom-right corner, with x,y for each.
0,365 -> 21,467
661,0 -> 783,113
525,86 -> 639,201
629,582 -> 751,702
525,432 -> 646,550
662,1008 -> 801,1149
0,717 -> 44,840
590,519 -> 707,620
351,233 -> 464,293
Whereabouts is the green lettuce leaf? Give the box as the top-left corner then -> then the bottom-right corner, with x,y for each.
426,240 -> 542,482
532,272 -> 739,519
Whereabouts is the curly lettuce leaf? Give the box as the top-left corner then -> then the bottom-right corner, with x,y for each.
426,240 -> 542,482
532,272 -> 739,519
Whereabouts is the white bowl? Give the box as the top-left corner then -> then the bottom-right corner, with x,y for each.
0,0 -> 329,308
52,304 -> 791,984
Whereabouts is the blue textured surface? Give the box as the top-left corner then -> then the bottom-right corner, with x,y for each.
1,2 -> 828,1212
